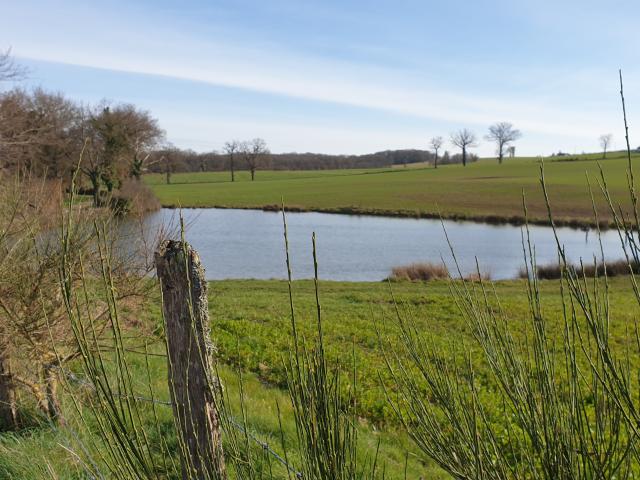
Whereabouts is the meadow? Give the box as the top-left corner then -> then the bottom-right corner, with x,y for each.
205,277 -> 640,419
0,358 -> 441,479
146,151 -> 640,227
1,270 -> 639,477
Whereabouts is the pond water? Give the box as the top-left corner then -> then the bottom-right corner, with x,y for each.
143,208 -> 627,281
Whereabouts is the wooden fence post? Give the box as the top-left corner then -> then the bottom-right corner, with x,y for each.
155,240 -> 226,479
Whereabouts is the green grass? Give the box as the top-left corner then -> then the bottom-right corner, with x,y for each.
206,277 -> 640,421
0,361 -> 439,479
145,168 -> 383,185
2,275 -> 638,478
0,277 -> 459,479
146,151 -> 640,226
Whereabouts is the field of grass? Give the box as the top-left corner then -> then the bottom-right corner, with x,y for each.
1,274 -> 639,477
205,277 -> 640,422
146,151 -> 640,227
0,362 -> 438,479
0,285 -> 445,479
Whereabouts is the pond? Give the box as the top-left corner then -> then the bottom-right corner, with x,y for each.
143,208 -> 627,281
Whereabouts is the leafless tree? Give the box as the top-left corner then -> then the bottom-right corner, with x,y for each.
242,138 -> 269,181
0,48 -> 26,82
0,89 -> 80,176
429,136 -> 444,169
224,140 -> 241,182
485,122 -> 522,164
450,129 -> 478,167
508,145 -> 516,158
599,133 -> 613,159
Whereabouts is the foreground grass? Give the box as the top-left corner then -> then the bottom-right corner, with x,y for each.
146,151 -> 640,226
2,275 -> 638,478
206,277 -> 640,424
0,358 -> 443,479
0,278 -> 456,479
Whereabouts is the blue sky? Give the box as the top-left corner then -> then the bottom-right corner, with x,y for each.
1,0 -> 639,155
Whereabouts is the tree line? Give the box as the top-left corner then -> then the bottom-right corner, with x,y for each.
161,122 -> 524,180
1,49 -> 527,192
148,146 -> 481,177
428,122 -> 522,169
0,86 -> 518,191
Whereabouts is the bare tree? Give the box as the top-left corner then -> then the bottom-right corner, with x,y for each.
224,140 -> 240,182
450,129 -> 478,167
0,48 -> 26,82
429,136 -> 444,169
599,133 -> 613,159
508,145 -> 516,158
0,89 -> 80,175
242,138 -> 269,181
485,122 -> 522,164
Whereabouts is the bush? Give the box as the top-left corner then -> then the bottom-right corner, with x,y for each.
111,179 -> 161,215
388,262 -> 449,281
519,258 -> 640,280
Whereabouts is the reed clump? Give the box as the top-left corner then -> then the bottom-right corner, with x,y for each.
519,258 -> 640,280
388,262 -> 449,281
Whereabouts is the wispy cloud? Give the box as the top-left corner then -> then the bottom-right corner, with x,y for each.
15,39 -> 618,138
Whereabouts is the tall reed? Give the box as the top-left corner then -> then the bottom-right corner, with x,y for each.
382,71 -> 640,479
282,209 -> 380,479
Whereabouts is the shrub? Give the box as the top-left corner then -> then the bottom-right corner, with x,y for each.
388,262 -> 449,281
111,178 -> 161,215
519,259 -> 640,280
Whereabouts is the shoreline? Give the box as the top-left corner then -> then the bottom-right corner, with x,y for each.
159,202 -> 614,231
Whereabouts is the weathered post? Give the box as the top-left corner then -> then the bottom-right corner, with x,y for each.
155,240 -> 226,479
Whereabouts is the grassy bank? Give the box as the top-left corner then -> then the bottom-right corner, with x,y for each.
146,151 -> 640,227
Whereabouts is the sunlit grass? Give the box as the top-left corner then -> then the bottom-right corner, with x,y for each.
146,151 -> 640,226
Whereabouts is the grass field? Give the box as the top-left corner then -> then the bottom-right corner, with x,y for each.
205,277 -> 640,421
146,151 -> 640,227
0,362 -> 439,479
1,275 -> 639,477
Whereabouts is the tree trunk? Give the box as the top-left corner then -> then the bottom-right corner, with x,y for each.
434,151 -> 438,169
462,147 -> 467,167
230,157 -> 235,182
251,168 -> 255,181
89,172 -> 101,207
0,356 -> 17,430
131,159 -> 143,180
155,241 -> 227,480
44,364 -> 63,425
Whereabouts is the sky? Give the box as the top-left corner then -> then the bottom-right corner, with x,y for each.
1,0 -> 639,156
